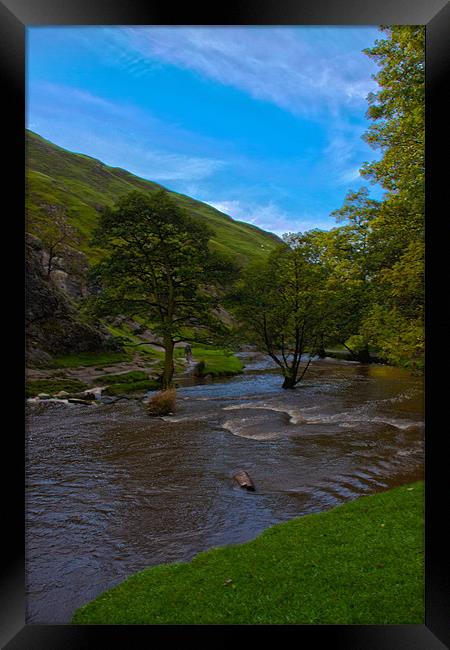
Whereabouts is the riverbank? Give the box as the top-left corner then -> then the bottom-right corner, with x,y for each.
25,344 -> 245,400
72,481 -> 423,625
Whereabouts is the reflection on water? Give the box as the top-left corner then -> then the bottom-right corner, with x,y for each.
26,360 -> 424,623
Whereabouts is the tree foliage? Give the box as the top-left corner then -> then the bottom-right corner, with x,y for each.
331,26 -> 425,370
233,26 -> 424,374
90,190 -> 237,388
232,234 -> 333,388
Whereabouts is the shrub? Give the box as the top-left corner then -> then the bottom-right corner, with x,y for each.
193,360 -> 206,377
146,389 -> 176,416
102,335 -> 126,352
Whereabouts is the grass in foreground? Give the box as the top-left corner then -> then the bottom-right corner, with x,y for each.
72,481 -> 424,625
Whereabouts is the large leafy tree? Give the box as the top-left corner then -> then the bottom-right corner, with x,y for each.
332,26 -> 425,370
91,190 -> 236,388
232,233 -> 333,388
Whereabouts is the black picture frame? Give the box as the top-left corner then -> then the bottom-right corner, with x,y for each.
2,0 -> 449,647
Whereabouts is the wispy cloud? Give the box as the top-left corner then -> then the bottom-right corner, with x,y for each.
207,199 -> 330,236
27,26 -> 383,236
27,81 -> 226,184
111,26 -> 379,118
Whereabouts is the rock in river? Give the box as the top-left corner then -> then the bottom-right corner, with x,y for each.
233,470 -> 255,491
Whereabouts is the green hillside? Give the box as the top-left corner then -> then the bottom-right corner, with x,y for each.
25,130 -> 279,265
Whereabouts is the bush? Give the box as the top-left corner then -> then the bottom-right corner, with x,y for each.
102,335 -> 126,352
146,389 -> 176,416
193,360 -> 206,377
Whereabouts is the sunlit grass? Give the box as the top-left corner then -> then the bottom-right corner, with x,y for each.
72,482 -> 424,625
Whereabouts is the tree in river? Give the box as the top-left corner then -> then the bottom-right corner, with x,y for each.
90,190 -> 237,388
232,232 -> 333,388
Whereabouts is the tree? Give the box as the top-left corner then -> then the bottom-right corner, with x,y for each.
362,26 -> 424,222
330,26 -> 424,370
90,190 -> 236,388
232,233 -> 332,388
325,189 -> 381,361
362,26 -> 424,370
28,204 -> 82,278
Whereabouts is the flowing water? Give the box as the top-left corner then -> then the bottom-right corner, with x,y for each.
25,358 -> 424,623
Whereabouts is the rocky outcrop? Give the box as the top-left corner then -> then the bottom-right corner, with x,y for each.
26,234 -> 106,365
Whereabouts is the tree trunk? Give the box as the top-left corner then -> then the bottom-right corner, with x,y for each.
357,344 -> 371,364
161,336 -> 175,389
46,252 -> 55,278
343,342 -> 371,363
317,334 -> 326,358
282,369 -> 296,389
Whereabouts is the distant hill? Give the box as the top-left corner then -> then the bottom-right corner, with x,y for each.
25,130 -> 280,265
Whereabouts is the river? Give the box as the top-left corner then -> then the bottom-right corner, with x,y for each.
25,358 -> 424,623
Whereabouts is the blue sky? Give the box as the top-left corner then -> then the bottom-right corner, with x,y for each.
26,26 -> 384,236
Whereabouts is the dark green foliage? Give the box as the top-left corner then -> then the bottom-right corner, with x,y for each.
232,233 -> 333,387
287,26 -> 425,372
91,190 -> 239,388
72,482 -> 424,625
193,360 -> 206,377
333,26 -> 424,370
101,336 -> 126,352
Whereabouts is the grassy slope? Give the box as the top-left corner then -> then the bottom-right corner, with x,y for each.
72,481 -> 424,625
26,130 -> 279,265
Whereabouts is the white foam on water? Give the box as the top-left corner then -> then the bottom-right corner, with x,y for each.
160,414 -> 211,423
222,419 -> 282,440
222,402 -> 306,425
303,409 -> 420,431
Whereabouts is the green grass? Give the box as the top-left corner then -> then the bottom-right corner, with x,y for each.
26,378 -> 88,397
92,370 -> 160,395
50,351 -> 131,368
26,130 -> 279,265
175,345 -> 244,377
93,370 -> 150,385
71,481 -> 424,625
102,380 -> 160,396
104,322 -> 165,362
